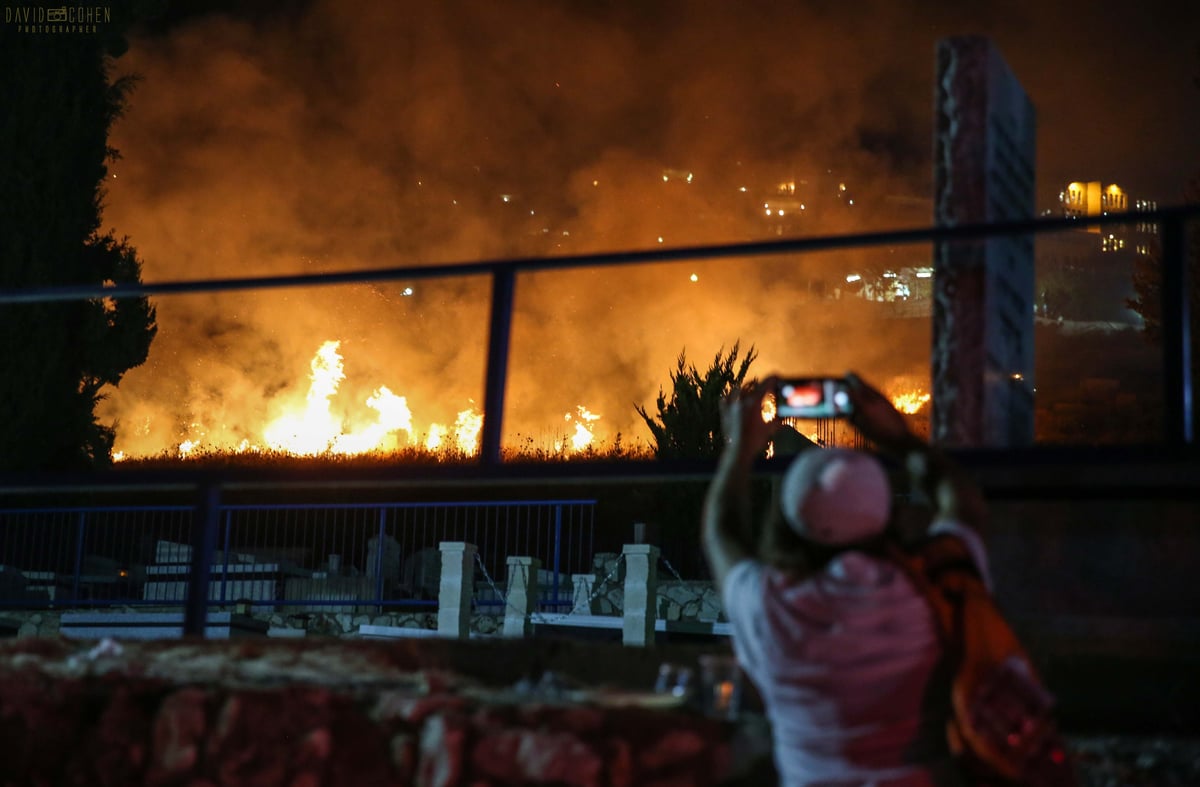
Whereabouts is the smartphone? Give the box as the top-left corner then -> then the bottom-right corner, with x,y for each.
775,377 -> 854,419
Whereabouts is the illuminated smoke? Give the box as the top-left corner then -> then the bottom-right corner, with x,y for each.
96,0 -> 1083,458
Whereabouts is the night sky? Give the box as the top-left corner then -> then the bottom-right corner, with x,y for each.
80,0 -> 1199,456
126,0 -> 1200,202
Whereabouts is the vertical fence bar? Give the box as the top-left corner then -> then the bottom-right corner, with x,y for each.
480,268 -> 516,466
552,504 -> 562,607
1161,212 -> 1194,445
184,482 -> 222,637
219,509 -> 232,605
374,508 -> 386,613
71,511 -> 85,603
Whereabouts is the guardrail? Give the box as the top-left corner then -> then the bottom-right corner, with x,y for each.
0,500 -> 595,613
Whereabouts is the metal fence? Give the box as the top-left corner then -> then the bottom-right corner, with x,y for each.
0,500 -> 595,613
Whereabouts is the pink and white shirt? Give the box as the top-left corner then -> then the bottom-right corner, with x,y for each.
723,522 -> 987,786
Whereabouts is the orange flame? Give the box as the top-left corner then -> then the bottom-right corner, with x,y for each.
562,405 -> 601,453
158,341 -> 610,459
451,408 -> 483,454
890,390 -> 931,415
424,423 -> 448,452
197,340 -> 429,456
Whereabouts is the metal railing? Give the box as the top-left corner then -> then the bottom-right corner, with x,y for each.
0,500 -> 594,613
2,207 -> 1194,456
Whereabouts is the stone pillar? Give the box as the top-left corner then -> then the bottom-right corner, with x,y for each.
437,542 -> 476,639
932,36 -> 1037,447
502,556 -> 540,638
621,544 -> 659,647
571,573 -> 596,614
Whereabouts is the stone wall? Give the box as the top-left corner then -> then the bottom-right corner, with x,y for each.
0,636 -> 741,787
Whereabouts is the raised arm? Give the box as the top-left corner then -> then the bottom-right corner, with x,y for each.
844,373 -> 987,530
701,377 -> 781,593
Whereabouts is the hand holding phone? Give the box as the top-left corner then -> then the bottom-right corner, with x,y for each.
774,377 -> 855,419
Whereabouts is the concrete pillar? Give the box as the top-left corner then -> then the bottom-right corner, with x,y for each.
437,542 -> 476,639
932,36 -> 1037,446
503,556 -> 540,638
571,573 -> 596,614
622,544 -> 659,647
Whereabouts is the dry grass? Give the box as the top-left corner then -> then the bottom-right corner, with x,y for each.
111,433 -> 654,471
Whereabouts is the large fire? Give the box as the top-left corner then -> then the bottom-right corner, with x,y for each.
145,341 -> 599,459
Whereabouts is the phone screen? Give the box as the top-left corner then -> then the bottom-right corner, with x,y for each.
775,378 -> 852,419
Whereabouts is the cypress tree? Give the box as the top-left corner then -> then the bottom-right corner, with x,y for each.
0,18 -> 156,470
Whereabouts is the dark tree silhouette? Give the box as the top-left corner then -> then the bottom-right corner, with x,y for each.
0,24 -> 156,471
636,342 -> 758,459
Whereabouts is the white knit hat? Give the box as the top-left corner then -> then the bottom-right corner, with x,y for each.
780,448 -> 892,546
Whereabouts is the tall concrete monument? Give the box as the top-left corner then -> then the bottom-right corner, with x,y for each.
932,37 -> 1037,446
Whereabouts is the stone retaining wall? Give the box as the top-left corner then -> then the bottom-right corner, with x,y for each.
0,637 -> 739,787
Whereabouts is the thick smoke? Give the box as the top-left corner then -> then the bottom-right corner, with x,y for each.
96,0 -> 1197,455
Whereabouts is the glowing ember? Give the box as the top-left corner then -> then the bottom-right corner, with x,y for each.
891,390 -> 931,415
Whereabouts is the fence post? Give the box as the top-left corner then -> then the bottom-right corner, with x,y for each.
218,509 -> 232,605
184,481 -> 222,637
480,268 -> 516,465
503,556 -> 540,638
437,542 -> 476,639
622,544 -> 659,647
373,509 -> 387,613
551,504 -> 562,607
71,511 -> 86,603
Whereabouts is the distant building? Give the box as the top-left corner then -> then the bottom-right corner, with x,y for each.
1036,180 -> 1159,325
1057,181 -> 1158,256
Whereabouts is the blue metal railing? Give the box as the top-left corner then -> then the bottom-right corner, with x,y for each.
0,500 -> 595,614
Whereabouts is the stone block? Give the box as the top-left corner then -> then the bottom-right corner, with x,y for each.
502,556 -> 540,639
402,546 -> 441,600
283,575 -> 374,614
621,544 -> 659,647
367,534 -> 402,589
571,573 -> 596,614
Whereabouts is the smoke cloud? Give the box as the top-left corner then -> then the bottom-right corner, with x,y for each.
96,0 -> 1198,455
